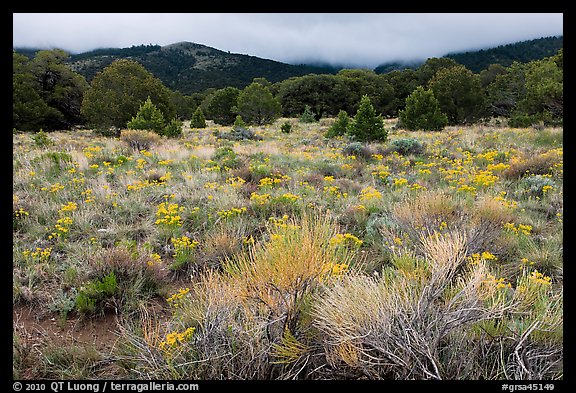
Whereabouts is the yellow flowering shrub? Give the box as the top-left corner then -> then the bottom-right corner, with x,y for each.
359,186 -> 382,201
155,202 -> 184,228
159,327 -> 196,354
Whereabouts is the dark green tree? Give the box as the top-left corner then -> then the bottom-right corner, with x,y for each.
29,49 -> 89,128
417,57 -> 460,86
252,77 -> 272,88
398,86 -> 448,131
485,61 -> 528,118
13,50 -> 89,131
13,52 -> 62,131
163,118 -> 183,138
325,110 -> 350,138
127,97 -> 166,133
349,95 -> 387,142
479,64 -> 507,88
382,68 -> 420,117
519,56 -> 563,124
233,115 -> 247,129
205,87 -> 239,126
81,59 -> 175,130
170,90 -> 201,120
336,69 -> 395,116
275,74 -> 345,118
190,106 -> 207,128
235,82 -> 281,125
429,65 -> 486,124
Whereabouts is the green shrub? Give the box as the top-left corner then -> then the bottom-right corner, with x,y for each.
390,138 -> 425,156
299,105 -> 316,123
162,118 -> 183,138
190,107 -> 207,129
127,97 -> 166,134
233,115 -> 247,129
212,146 -> 241,169
75,271 -> 118,315
508,113 -> 535,128
280,121 -> 293,134
31,130 -> 53,147
325,110 -> 349,138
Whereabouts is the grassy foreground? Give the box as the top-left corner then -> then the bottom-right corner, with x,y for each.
13,119 -> 563,379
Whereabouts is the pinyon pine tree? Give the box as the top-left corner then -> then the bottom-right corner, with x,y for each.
349,95 -> 387,142
190,106 -> 206,128
127,97 -> 166,134
325,110 -> 349,138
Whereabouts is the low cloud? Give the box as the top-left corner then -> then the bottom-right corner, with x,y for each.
13,13 -> 563,68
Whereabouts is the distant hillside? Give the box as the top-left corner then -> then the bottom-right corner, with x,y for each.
374,35 -> 563,74
444,35 -> 563,73
373,61 -> 422,74
41,42 -> 337,94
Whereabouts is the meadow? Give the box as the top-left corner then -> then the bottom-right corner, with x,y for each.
13,118 -> 563,380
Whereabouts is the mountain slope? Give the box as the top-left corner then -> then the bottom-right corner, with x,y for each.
63,42 -> 337,94
374,35 -> 563,74
444,35 -> 563,73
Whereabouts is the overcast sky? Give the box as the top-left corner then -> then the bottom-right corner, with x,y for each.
13,13 -> 563,68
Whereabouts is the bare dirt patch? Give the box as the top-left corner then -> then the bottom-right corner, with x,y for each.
13,304 -> 121,352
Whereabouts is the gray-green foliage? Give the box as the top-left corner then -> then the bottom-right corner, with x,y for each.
299,105 -> 316,123
521,174 -> 555,197
342,141 -> 373,160
390,138 -> 426,155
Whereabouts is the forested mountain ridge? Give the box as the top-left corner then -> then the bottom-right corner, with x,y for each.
374,35 -> 563,74
15,42 -> 337,95
444,35 -> 563,73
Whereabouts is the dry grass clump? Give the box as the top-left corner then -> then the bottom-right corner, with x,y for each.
466,195 -> 515,255
313,231 -> 520,379
120,129 -> 161,151
198,222 -> 249,269
503,149 -> 562,179
392,191 -> 465,233
382,191 -> 518,259
313,228 -> 563,379
225,214 -> 350,335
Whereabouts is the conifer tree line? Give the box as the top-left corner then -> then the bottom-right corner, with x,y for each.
13,48 -> 563,134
